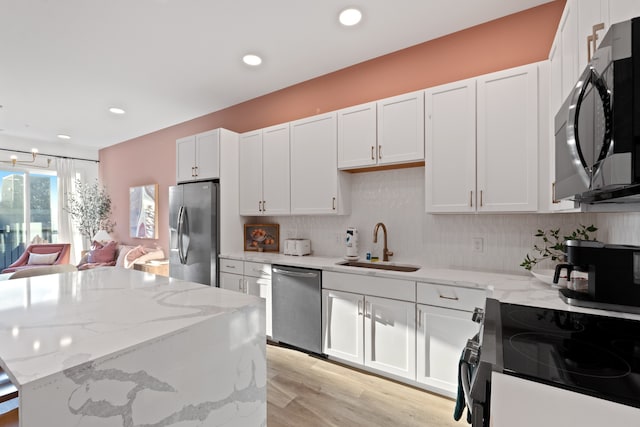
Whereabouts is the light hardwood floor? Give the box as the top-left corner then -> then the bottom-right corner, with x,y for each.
267,344 -> 461,427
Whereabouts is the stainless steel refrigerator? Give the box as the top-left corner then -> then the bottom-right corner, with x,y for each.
169,181 -> 219,286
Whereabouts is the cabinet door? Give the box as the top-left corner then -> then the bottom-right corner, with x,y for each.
322,289 -> 364,365
364,296 -> 416,380
262,123 -> 291,215
609,0 -> 640,25
195,129 -> 220,180
176,136 -> 196,183
337,102 -> 377,169
416,304 -> 479,396
239,130 -> 263,215
219,272 -> 244,293
377,91 -> 425,165
290,112 -> 338,214
560,0 -> 579,101
578,0 -> 609,72
246,275 -> 272,338
477,63 -> 538,212
425,79 -> 477,213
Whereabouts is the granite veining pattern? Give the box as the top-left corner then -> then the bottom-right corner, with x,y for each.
0,268 -> 266,427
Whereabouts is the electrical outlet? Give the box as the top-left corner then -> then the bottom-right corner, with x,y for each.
472,237 -> 484,253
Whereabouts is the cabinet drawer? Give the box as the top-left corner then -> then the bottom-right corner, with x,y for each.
244,261 -> 271,278
220,258 -> 244,274
416,282 -> 485,312
323,271 -> 415,302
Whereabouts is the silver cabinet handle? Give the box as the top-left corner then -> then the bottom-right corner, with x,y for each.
258,201 -> 262,212
194,165 -> 198,177
371,146 -> 375,160
332,197 -> 336,210
262,200 -> 266,212
439,294 -> 459,301
365,301 -> 371,317
417,308 -> 422,328
378,145 -> 382,159
225,264 -> 236,269
470,190 -> 473,207
358,300 -> 363,316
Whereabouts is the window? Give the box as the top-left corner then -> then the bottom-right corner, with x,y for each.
0,168 -> 58,271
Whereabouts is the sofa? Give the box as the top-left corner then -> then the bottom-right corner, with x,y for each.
1,243 -> 71,274
77,242 -> 165,270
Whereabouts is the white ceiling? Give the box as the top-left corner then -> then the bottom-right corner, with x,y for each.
0,0 -> 552,151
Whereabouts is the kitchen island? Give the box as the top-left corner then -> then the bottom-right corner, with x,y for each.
0,268 -> 266,427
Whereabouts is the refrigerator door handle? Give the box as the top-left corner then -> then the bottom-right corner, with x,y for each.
177,206 -> 184,264
178,206 -> 190,265
180,207 -> 190,264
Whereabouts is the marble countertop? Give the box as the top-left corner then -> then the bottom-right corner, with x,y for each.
0,267 -> 262,388
221,252 -> 640,322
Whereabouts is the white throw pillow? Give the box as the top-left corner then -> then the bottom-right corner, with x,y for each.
27,251 -> 60,265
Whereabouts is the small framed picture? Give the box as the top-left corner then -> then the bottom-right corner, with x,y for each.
244,224 -> 279,252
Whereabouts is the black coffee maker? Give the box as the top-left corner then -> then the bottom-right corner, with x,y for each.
554,240 -> 640,309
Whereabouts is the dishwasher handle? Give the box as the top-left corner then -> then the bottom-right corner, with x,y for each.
272,267 -> 319,279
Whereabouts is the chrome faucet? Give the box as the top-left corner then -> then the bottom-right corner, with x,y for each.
373,222 -> 394,262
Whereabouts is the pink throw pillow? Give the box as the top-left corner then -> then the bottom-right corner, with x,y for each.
88,240 -> 118,263
124,246 -> 147,268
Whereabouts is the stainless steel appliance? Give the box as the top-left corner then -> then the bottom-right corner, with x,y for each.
168,181 -> 219,286
271,265 -> 322,354
460,299 -> 640,426
555,17 -> 640,204
554,239 -> 640,313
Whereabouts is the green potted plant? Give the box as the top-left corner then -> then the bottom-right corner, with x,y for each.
65,179 -> 116,243
521,224 -> 598,272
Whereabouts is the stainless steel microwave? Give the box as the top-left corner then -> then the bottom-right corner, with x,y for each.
555,17 -> 640,204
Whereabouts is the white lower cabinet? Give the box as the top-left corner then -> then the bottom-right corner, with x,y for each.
220,259 -> 272,338
416,304 -> 479,396
364,295 -> 416,380
322,289 -> 364,365
322,272 -> 416,381
416,281 -> 486,397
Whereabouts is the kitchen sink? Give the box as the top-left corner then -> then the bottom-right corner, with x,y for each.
335,260 -> 420,272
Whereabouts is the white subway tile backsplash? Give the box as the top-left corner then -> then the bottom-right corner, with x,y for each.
259,167 -> 640,275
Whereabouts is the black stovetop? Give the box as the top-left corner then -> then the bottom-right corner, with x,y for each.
500,303 -> 640,408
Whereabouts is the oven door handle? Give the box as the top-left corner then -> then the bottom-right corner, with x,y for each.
460,359 -> 474,417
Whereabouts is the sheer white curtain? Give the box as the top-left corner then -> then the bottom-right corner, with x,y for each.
56,158 -> 83,264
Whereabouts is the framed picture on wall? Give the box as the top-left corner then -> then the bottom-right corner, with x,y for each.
130,184 -> 158,239
244,224 -> 279,252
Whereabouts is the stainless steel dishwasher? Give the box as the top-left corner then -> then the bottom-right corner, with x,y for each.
271,265 -> 322,354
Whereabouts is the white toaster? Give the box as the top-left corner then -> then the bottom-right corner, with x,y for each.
284,239 -> 311,256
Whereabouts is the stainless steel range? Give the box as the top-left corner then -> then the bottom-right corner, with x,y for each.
460,298 -> 640,426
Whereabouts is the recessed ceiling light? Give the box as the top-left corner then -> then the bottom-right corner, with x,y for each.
109,107 -> 126,115
242,54 -> 262,66
339,8 -> 362,26
57,134 -> 71,140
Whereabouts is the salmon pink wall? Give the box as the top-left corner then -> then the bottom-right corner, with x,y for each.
100,1 -> 565,254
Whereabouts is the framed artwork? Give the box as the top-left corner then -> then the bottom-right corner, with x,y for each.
130,184 -> 158,239
244,224 -> 279,252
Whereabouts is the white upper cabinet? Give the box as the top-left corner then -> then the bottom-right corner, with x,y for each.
559,0 -> 579,102
337,102 -> 378,169
239,124 -> 290,216
608,0 -> 640,25
477,63 -> 539,212
176,129 -> 220,183
426,63 -> 539,213
425,78 -> 477,213
290,112 -> 350,215
578,0 -> 610,73
377,91 -> 425,165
